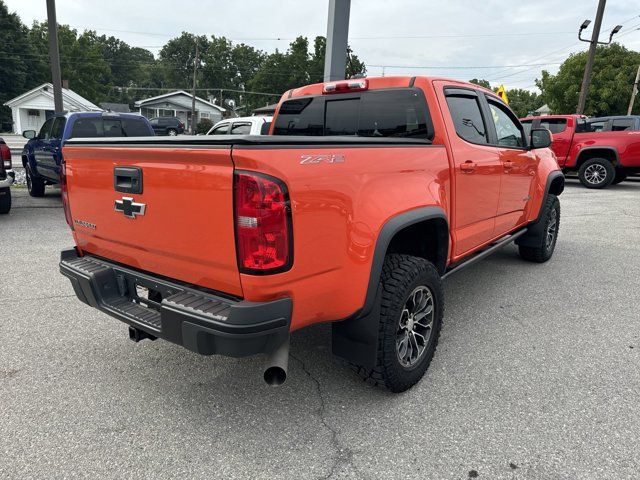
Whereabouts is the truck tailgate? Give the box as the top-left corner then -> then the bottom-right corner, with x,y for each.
62,145 -> 242,297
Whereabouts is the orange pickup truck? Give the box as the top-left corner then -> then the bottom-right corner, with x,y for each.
59,76 -> 564,392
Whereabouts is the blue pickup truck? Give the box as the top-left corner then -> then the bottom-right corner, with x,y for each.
22,112 -> 154,197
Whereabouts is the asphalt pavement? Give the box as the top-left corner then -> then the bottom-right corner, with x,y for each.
1,180 -> 639,479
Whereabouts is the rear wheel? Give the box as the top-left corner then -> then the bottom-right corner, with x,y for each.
354,254 -> 444,393
519,194 -> 560,263
578,158 -> 614,189
611,171 -> 627,185
0,188 -> 11,214
167,128 -> 178,136
26,166 -> 45,197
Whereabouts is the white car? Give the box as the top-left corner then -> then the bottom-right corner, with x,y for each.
206,116 -> 273,136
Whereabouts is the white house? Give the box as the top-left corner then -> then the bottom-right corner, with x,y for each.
134,91 -> 225,130
3,83 -> 102,134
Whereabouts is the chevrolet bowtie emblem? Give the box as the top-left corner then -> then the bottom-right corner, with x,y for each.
114,197 -> 146,219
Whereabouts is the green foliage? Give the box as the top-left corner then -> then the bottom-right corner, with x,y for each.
0,1 -> 47,125
0,0 -> 368,124
196,118 -> 213,134
537,43 -> 640,116
469,78 -> 491,89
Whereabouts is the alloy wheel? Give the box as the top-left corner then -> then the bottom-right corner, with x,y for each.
396,286 -> 435,369
545,208 -> 558,249
584,163 -> 607,185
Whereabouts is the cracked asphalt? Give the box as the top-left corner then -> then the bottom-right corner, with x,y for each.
1,180 -> 640,479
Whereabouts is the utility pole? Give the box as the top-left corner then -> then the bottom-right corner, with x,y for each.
191,39 -> 199,135
627,64 -> 640,115
46,0 -> 63,113
576,0 -> 622,114
323,0 -> 351,82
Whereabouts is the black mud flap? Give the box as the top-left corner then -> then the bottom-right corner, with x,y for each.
331,287 -> 381,368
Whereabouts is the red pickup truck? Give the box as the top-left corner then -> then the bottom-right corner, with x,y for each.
59,77 -> 564,392
520,114 -> 640,188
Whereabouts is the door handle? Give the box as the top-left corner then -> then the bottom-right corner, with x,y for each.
503,161 -> 515,170
460,161 -> 476,173
114,167 -> 143,194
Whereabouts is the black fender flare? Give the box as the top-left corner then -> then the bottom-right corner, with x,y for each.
515,170 -> 564,248
332,206 -> 448,368
575,146 -> 620,167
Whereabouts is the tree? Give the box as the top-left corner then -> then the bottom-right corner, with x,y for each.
0,0 -> 47,127
537,43 -> 640,116
469,78 -> 491,89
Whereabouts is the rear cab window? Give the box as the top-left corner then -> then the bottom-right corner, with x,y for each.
272,88 -> 433,140
539,118 -> 567,134
70,116 -> 152,138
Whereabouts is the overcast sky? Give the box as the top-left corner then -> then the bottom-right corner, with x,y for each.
5,0 -> 640,91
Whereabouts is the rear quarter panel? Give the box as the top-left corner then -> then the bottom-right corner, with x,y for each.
568,131 -> 640,168
232,143 -> 451,331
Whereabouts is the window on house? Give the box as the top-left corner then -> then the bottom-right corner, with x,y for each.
27,110 -> 40,117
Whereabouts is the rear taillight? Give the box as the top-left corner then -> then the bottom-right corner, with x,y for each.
60,160 -> 74,230
0,143 -> 11,170
234,171 -> 292,273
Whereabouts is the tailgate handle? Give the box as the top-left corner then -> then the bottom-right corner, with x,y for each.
114,167 -> 143,194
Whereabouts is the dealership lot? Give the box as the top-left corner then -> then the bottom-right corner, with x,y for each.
1,180 -> 639,479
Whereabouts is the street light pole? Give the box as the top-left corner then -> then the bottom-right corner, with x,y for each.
627,64 -> 640,115
46,0 -> 63,113
576,0 -> 623,114
191,39 -> 199,135
323,0 -> 351,82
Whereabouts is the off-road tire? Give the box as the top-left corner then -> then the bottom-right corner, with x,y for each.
26,166 -> 45,197
578,158 -> 615,189
0,188 -> 11,214
611,171 -> 627,185
519,194 -> 560,263
353,254 -> 444,393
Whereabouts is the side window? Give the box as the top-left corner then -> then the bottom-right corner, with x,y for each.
50,117 -> 66,139
230,122 -> 252,134
38,118 -> 54,140
487,100 -> 525,148
611,119 -> 634,131
149,118 -> 159,126
71,118 -> 104,138
588,121 -> 605,132
210,124 -> 229,135
445,94 -> 488,144
539,119 -> 567,134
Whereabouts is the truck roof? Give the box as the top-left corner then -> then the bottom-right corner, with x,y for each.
284,75 -> 501,102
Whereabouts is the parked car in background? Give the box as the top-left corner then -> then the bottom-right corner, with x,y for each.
580,115 -> 640,132
22,112 -> 154,197
207,116 -> 272,135
59,76 -> 563,392
0,137 -> 15,214
148,117 -> 185,136
520,114 -> 640,188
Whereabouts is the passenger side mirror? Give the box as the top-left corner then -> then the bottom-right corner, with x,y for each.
530,128 -> 552,149
23,130 -> 36,139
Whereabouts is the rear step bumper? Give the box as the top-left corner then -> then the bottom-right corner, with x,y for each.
59,248 -> 291,357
